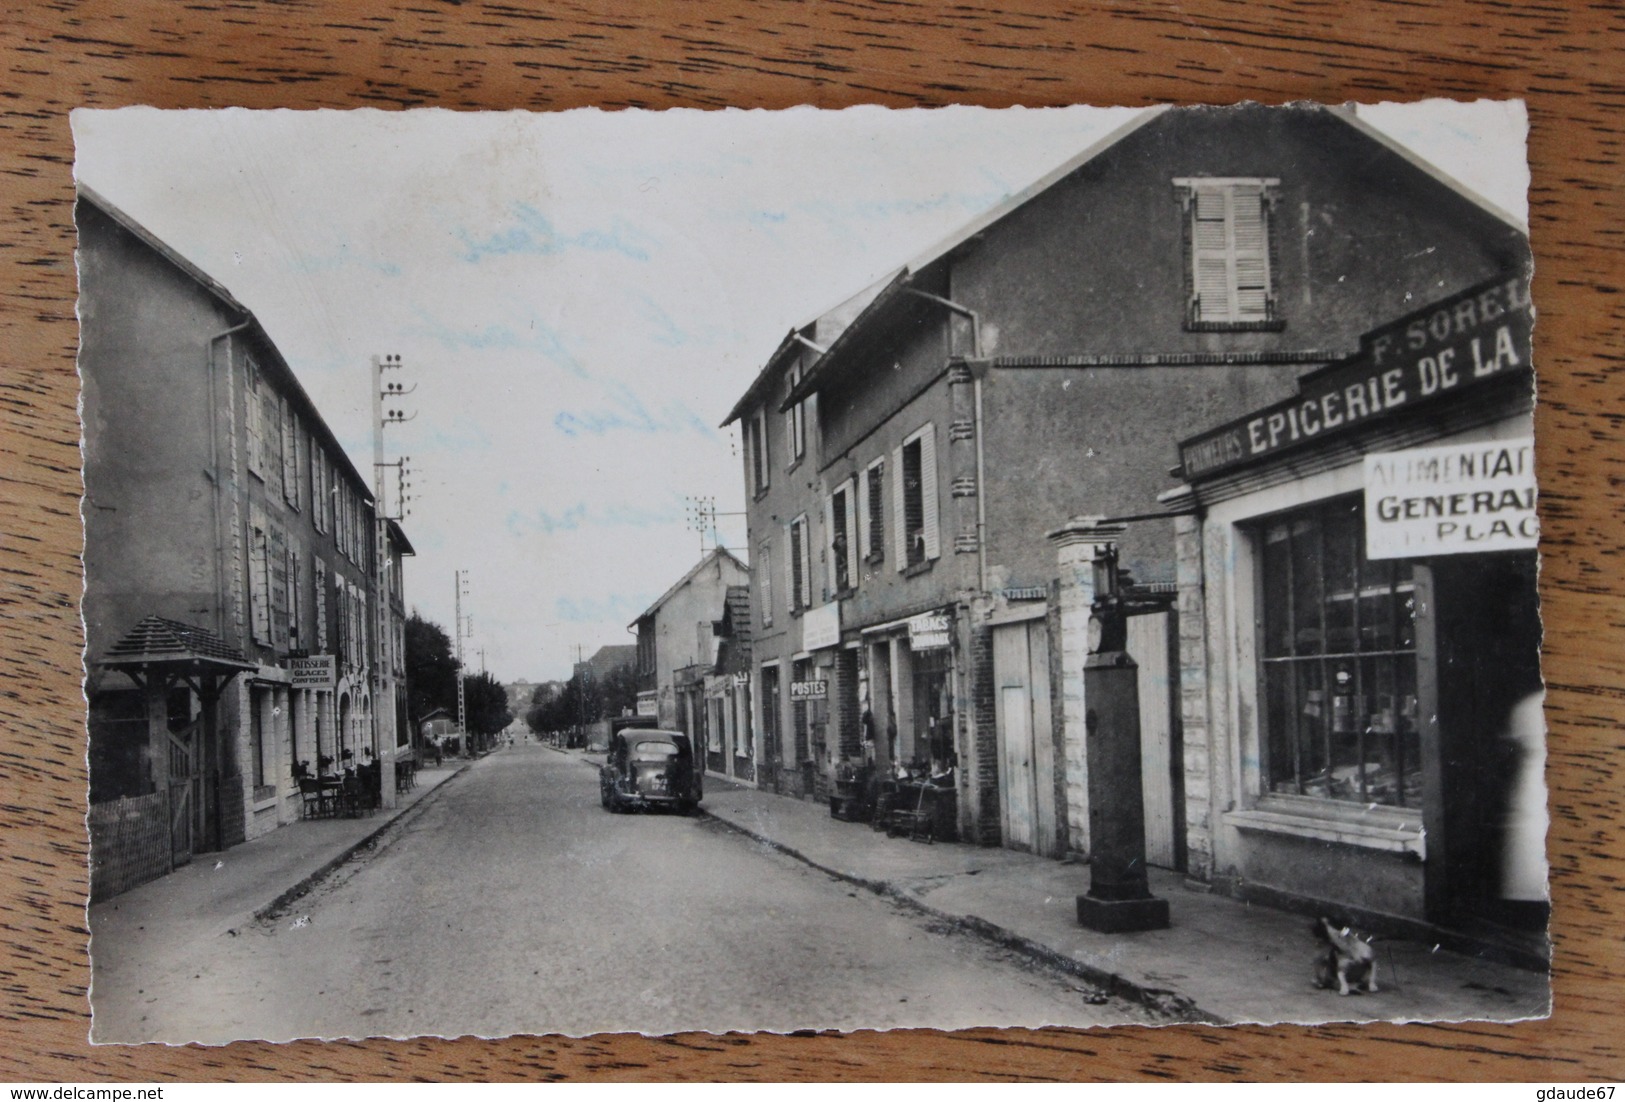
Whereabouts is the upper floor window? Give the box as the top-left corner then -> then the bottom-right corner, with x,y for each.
245,358 -> 264,478
861,458 -> 885,563
282,407 -> 301,510
827,478 -> 856,595
747,411 -> 769,497
786,514 -> 811,612
894,425 -> 939,570
1176,177 -> 1282,330
785,363 -> 806,466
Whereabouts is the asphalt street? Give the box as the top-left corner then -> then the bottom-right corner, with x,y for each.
93,743 -> 1154,1043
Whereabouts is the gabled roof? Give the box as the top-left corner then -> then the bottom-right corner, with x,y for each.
776,103 -> 1528,411
77,185 -> 375,502
629,547 -> 750,626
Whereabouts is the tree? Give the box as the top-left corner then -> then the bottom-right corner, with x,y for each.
464,670 -> 514,741
405,612 -> 460,727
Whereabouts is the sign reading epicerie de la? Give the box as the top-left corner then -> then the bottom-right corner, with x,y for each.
1180,275 -> 1532,480
1364,439 -> 1538,559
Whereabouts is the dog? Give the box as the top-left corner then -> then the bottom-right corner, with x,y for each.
1312,917 -> 1379,995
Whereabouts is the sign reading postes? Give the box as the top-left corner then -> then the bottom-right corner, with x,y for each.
290,655 -> 335,689
1364,439 -> 1538,559
1180,275 -> 1532,481
790,680 -> 828,701
908,611 -> 951,650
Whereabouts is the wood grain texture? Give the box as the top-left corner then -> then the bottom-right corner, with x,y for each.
2,0 -> 1620,1082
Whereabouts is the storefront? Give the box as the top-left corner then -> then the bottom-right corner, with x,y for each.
1170,274 -> 1544,947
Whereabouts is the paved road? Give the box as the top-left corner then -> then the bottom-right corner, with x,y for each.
97,743 -> 1151,1043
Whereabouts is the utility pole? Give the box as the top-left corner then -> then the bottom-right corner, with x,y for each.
455,569 -> 470,756
372,352 -> 414,809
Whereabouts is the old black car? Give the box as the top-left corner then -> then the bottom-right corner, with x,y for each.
599,728 -> 702,814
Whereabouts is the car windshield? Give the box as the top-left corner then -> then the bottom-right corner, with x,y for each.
629,740 -> 680,761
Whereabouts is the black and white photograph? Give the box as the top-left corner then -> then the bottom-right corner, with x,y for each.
74,101 -> 1549,1045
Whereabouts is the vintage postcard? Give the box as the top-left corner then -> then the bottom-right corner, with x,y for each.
75,101 -> 1547,1044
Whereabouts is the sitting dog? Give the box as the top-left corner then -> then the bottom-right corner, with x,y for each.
1312,917 -> 1379,995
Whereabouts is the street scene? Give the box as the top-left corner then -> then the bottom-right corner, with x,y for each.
77,102 -> 1549,1043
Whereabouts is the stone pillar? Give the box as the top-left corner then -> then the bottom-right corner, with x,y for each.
1047,517 -> 1124,857
1170,495 -> 1215,882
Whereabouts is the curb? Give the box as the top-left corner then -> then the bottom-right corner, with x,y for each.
697,806 -> 1221,1026
251,760 -> 474,923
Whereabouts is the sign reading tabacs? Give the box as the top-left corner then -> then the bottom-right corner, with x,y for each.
1180,275 -> 1532,480
908,612 -> 951,650
291,655 -> 336,688
1364,439 -> 1538,559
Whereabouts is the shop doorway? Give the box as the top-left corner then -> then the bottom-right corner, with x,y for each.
992,619 -> 1057,855
1430,550 -> 1545,932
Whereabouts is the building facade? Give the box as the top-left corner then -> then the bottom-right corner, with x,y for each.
80,187 -> 402,898
1166,272 -> 1541,950
629,549 -> 751,756
723,104 -> 1530,858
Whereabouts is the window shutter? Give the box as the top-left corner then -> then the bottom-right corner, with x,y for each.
287,548 -> 300,645
1231,183 -> 1270,320
919,427 -> 940,560
760,542 -> 773,627
249,516 -> 270,645
843,480 -> 857,581
1192,187 -> 1232,321
315,561 -> 328,652
784,522 -> 795,612
268,525 -> 289,650
892,445 -> 907,570
798,520 -> 811,609
856,468 -> 870,562
310,443 -> 322,530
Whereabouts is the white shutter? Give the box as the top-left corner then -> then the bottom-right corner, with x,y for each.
893,445 -> 907,570
856,467 -> 871,563
920,427 -> 940,560
843,480 -> 858,582
315,560 -> 328,651
1231,184 -> 1270,319
1192,186 -> 1232,321
784,522 -> 795,612
760,542 -> 773,627
798,519 -> 811,609
824,491 -> 837,598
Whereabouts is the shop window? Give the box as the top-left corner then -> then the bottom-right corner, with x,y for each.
251,686 -> 271,790
910,644 -> 954,772
760,664 -> 781,768
791,657 -> 812,764
1255,495 -> 1421,808
1176,178 -> 1282,330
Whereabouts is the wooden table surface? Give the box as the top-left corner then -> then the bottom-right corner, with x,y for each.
2,0 -> 1620,1083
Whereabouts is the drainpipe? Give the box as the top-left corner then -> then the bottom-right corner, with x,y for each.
902,287 -> 987,595
207,318 -> 252,641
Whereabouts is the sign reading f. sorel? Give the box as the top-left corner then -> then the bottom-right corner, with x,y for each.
1364,439 -> 1538,559
1180,274 -> 1532,480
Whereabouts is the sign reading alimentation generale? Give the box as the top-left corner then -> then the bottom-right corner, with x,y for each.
1179,275 -> 1532,481
1364,439 -> 1538,559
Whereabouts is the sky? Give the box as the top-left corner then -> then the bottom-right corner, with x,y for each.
72,100 -> 1528,683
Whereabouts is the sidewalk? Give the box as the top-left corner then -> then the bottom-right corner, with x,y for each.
89,759 -> 470,975
566,748 -> 1547,1027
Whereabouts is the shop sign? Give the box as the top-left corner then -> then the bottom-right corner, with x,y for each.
790,679 -> 827,701
908,611 -> 951,650
802,601 -> 841,650
1180,275 -> 1532,480
290,655 -> 335,689
733,672 -> 750,688
1364,439 -> 1538,559
635,692 -> 658,717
